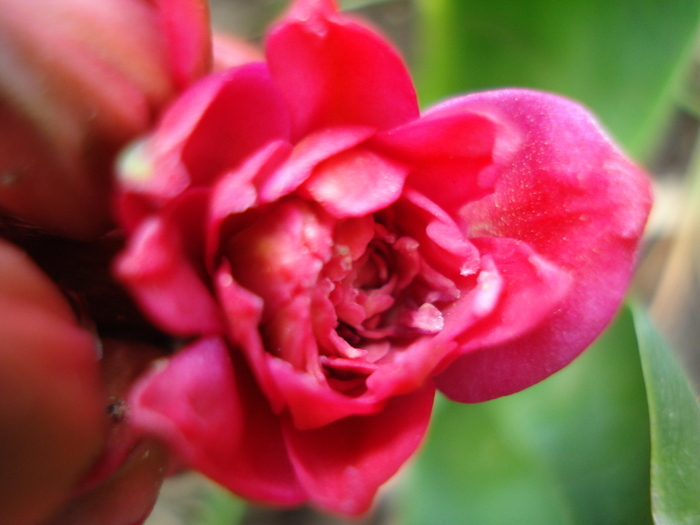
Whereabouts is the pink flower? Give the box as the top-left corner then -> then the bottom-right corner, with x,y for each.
0,0 -> 211,239
115,0 -> 652,515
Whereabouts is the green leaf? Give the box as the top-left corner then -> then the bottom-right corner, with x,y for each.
632,306 -> 700,525
397,307 -> 652,525
145,473 -> 246,525
413,0 -> 700,158
194,481 -> 246,525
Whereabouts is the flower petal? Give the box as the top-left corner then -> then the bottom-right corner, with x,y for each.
301,146 -> 410,218
257,125 -> 376,203
205,140 -> 292,265
282,384 -> 434,515
117,63 -> 291,214
219,243 -> 386,429
266,0 -> 418,140
116,189 -> 224,336
180,63 -> 291,185
128,338 -> 242,471
433,89 -> 651,402
216,262 -> 285,413
449,238 -> 573,348
128,337 -> 305,506
267,354 -> 385,429
391,188 -> 481,278
372,107 -> 520,217
225,198 -> 334,316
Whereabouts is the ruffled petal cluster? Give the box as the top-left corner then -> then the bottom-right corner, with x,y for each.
116,0 -> 652,514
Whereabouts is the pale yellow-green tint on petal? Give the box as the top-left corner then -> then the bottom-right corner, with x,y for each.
118,138 -> 153,185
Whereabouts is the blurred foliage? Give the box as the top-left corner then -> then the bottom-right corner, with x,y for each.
633,307 -> 700,525
414,0 -> 700,160
144,473 -> 246,525
196,482 -> 246,525
398,307 -> 700,525
397,307 -> 653,525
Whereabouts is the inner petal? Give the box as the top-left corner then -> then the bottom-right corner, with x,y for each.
225,198 -> 333,320
325,220 -> 461,348
300,146 -> 410,218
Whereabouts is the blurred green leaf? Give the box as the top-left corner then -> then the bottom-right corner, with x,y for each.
414,0 -> 700,158
632,307 -> 700,525
397,307 -> 652,525
194,481 -> 246,525
144,473 -> 246,525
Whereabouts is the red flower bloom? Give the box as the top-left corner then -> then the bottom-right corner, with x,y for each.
116,0 -> 652,515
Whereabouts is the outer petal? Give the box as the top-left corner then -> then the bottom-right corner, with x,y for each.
257,126 -> 376,203
300,146 -> 410,218
127,338 -> 242,484
444,238 -> 572,350
266,0 -> 419,140
179,63 -> 291,185
434,89 -> 652,402
282,384 -> 435,515
116,63 -> 291,224
215,262 -> 285,412
266,346 -> 386,429
206,140 -> 291,265
128,337 -> 305,506
372,108 -> 520,217
115,189 -> 225,336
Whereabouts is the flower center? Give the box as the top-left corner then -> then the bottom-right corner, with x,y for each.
325,221 -> 459,349
225,198 -> 461,396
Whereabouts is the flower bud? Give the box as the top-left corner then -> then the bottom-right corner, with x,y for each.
46,340 -> 171,525
0,0 -> 211,239
0,238 -> 104,525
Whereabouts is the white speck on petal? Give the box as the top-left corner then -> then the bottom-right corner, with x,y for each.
409,303 -> 445,334
219,273 -> 233,287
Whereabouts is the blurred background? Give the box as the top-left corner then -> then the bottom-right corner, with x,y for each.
145,0 -> 700,523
